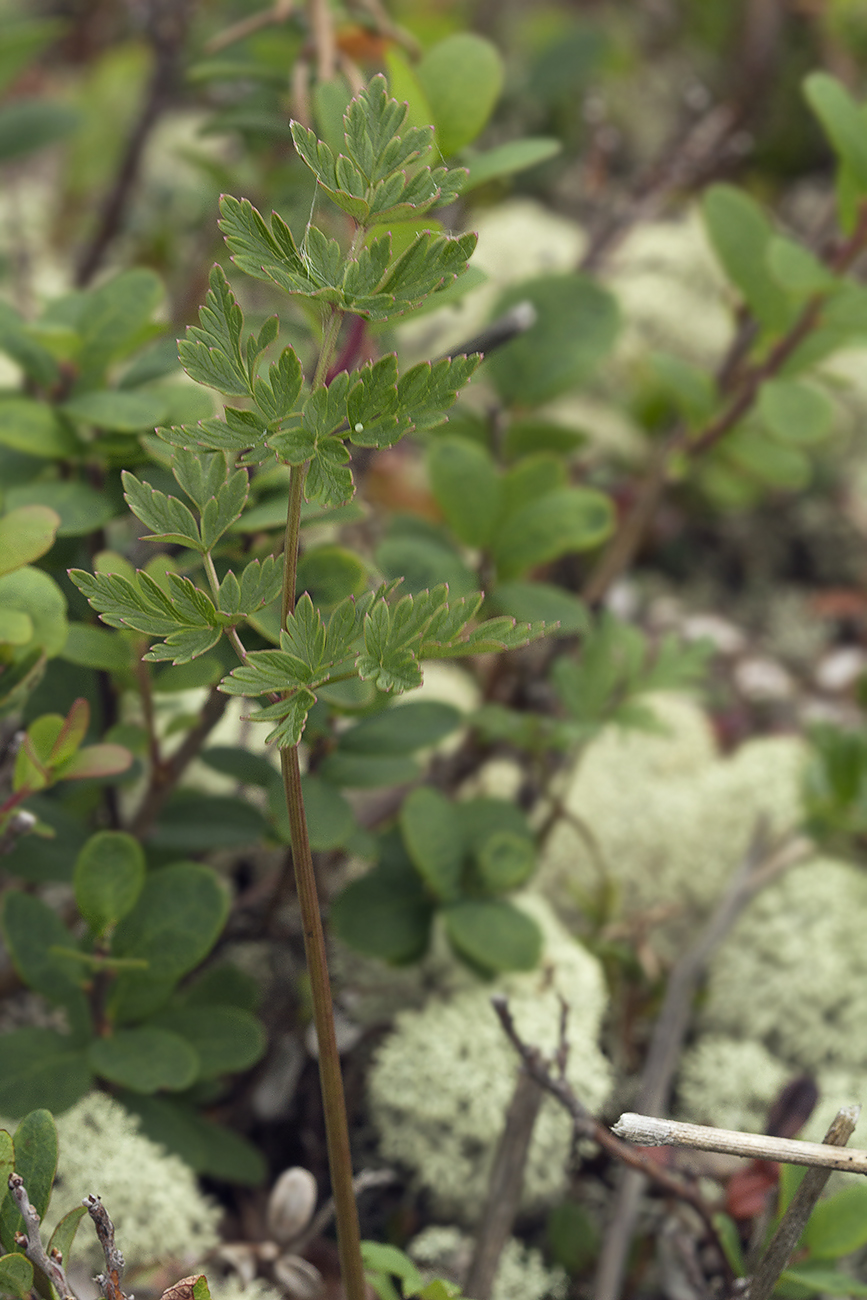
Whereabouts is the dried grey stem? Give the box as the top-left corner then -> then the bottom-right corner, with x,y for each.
465,1066 -> 545,1300
8,1172 -> 76,1299
433,303 -> 537,364
594,827 -> 809,1300
84,1194 -> 128,1300
747,1106 -> 860,1300
490,996 -> 735,1288
612,1112 -> 867,1173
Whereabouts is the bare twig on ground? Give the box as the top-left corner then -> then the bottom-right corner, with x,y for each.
129,683 -> 229,838
309,0 -> 337,83
583,199 -> 867,604
205,0 -> 295,53
490,997 -> 735,1288
75,0 -> 193,286
612,1112 -> 867,1173
465,1068 -> 546,1300
84,1194 -> 128,1300
748,1106 -> 861,1300
8,1173 -> 76,1299
594,828 -> 811,1300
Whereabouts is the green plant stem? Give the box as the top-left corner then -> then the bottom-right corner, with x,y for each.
277,295 -> 365,1300
281,464 -> 307,627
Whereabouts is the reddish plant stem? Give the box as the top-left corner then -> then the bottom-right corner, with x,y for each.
128,684 -> 229,839
583,199 -> 867,605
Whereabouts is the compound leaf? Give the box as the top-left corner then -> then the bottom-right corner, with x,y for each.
178,265 -> 251,397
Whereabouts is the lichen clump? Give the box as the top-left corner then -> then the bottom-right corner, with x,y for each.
677,857 -> 867,1142
368,895 -> 610,1220
409,1225 -> 567,1300
538,696 -> 806,957
43,1092 -> 222,1269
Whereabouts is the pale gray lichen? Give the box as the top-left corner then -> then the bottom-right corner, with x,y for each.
537,695 -> 807,958
701,858 -> 867,1071
676,857 -> 867,1147
41,1092 -> 222,1270
368,895 -> 611,1221
408,1225 -> 567,1300
676,1037 -> 792,1134
206,1277 -> 285,1300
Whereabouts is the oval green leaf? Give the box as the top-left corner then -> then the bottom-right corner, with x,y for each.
0,398 -> 79,458
702,185 -> 794,333
331,862 -> 434,965
486,274 -> 620,407
443,898 -> 542,973
490,581 -> 589,636
295,544 -> 368,607
0,1252 -> 33,1300
400,786 -> 465,902
475,830 -> 536,895
427,436 -> 502,548
0,567 -> 67,657
339,700 -> 463,755
6,482 -> 120,536
0,506 -> 60,578
88,1027 -> 199,1093
757,378 -> 834,446
109,863 -> 230,1021
491,488 -> 614,577
417,33 -> 504,156
47,1205 -> 88,1268
74,831 -> 146,934
6,1108 -> 58,1234
463,138 -> 562,192
802,1184 -> 867,1259
804,72 -> 867,192
150,1006 -> 266,1079
0,1030 -> 91,1120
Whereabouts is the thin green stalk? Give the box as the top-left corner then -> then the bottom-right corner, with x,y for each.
281,463 -> 307,627
277,297 -> 366,1300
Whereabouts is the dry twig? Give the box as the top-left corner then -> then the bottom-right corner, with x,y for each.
465,1068 -> 545,1300
75,0 -> 193,286
490,996 -> 735,1289
748,1105 -> 861,1300
8,1173 -> 76,1299
84,1194 -> 129,1300
593,828 -> 811,1300
612,1112 -> 867,1174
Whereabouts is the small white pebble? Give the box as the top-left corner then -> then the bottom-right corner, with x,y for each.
733,656 -> 795,702
681,614 -> 746,657
814,646 -> 867,693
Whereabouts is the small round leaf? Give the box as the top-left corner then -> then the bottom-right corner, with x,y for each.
73,831 -> 146,934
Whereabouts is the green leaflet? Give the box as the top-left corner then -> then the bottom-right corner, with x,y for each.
178,265 -> 251,397
221,584 -> 546,746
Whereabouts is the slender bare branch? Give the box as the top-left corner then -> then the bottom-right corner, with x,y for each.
465,1068 -> 545,1300
8,1173 -> 76,1300
84,1194 -> 128,1300
612,1112 -> 867,1174
594,827 -> 811,1300
490,996 -> 735,1287
748,1106 -> 861,1300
